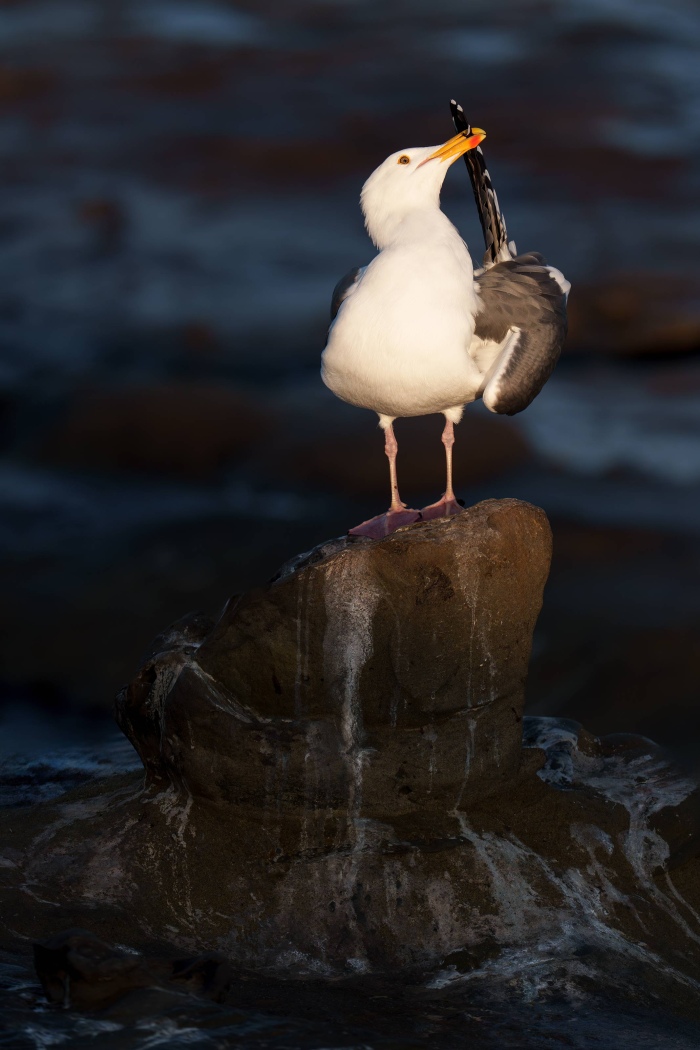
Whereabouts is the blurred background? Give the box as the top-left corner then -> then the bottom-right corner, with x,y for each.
1,0 -> 700,767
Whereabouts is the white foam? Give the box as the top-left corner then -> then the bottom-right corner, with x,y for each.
449,808 -> 700,1001
525,717 -> 700,952
135,1018 -> 210,1047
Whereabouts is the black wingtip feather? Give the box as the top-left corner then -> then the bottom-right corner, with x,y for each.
450,98 -> 510,268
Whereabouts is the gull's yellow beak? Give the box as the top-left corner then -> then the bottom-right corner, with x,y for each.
419,128 -> 486,167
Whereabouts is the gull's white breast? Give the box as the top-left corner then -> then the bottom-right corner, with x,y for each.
322,219 -> 482,420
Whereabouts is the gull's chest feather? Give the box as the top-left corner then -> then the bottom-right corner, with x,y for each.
333,234 -> 477,356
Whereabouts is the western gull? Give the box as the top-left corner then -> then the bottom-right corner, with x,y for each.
322,103 -> 569,539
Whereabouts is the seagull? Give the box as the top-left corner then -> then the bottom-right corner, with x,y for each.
322,106 -> 569,539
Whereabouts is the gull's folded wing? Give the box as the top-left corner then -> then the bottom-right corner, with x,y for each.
475,253 -> 569,415
330,266 -> 366,323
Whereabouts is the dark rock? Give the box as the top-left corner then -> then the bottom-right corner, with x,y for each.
33,930 -> 154,1009
3,501 -> 700,999
33,931 -> 235,1009
651,787 -> 700,873
140,609 -> 217,664
170,951 -> 235,1002
117,499 -> 551,814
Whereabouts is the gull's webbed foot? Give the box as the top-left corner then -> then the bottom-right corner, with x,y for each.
420,497 -> 464,521
348,507 -> 421,539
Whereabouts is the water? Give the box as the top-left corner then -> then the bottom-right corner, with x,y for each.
4,940 -> 700,1048
0,727 -> 141,807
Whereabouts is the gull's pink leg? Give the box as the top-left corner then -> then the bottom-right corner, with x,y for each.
349,423 -> 420,539
421,419 -> 464,520
385,422 -> 404,512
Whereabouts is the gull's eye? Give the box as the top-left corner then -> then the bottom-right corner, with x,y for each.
398,155 -> 410,165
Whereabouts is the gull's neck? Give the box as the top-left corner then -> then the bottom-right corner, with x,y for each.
365,205 -> 460,252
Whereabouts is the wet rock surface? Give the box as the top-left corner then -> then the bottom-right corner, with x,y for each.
0,500 -> 699,1025
116,498 -> 550,820
2,502 -> 700,1047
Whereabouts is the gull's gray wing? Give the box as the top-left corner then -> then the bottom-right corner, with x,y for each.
330,266 -> 365,322
475,252 -> 569,415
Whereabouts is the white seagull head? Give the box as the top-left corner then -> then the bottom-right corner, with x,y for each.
360,127 -> 486,249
